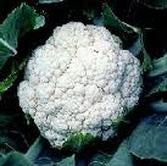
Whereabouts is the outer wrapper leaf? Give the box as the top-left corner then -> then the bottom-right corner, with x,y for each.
139,33 -> 153,73
0,3 -> 45,70
148,77 -> 167,96
0,59 -> 27,95
0,152 -> 32,166
56,155 -> 75,166
102,4 -> 139,35
24,136 -> 74,165
148,54 -> 167,77
150,100 -> 167,113
146,54 -> 167,96
105,141 -> 133,166
25,136 -> 45,162
89,141 -> 133,166
63,133 -> 97,153
89,152 -> 112,166
39,0 -> 64,4
102,3 -> 140,51
128,114 -> 167,162
142,0 -> 167,9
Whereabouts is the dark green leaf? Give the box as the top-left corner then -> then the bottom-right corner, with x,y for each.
142,53 -> 153,73
105,141 -> 133,166
39,0 -> 64,4
129,37 -> 142,57
25,136 -> 45,162
64,133 -> 96,153
102,4 -> 139,35
128,114 -> 167,162
0,114 -> 16,127
148,77 -> 167,95
0,3 -> 45,70
25,136 -> 68,165
0,59 -> 27,95
0,39 -> 17,69
0,131 -> 16,150
56,155 -> 75,166
0,151 -> 32,166
89,152 -> 112,166
89,141 -> 133,166
149,100 -> 167,112
148,54 -> 167,77
139,33 -> 153,73
142,0 -> 167,9
0,129 -> 29,154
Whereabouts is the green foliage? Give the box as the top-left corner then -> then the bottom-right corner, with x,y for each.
39,0 -> 64,4
0,152 -> 32,166
0,3 -> 45,70
102,3 -> 139,45
105,141 -> 133,166
0,114 -> 17,127
25,136 -> 75,165
56,155 -> 75,166
89,141 -> 134,166
64,133 -> 96,153
26,137 -> 75,165
146,53 -> 167,96
25,136 -> 45,162
128,114 -> 167,162
148,78 -> 167,95
89,152 -> 112,166
142,53 -> 153,73
142,0 -> 167,9
0,59 -> 27,95
139,33 -> 153,73
0,136 -> 75,165
149,100 -> 167,113
148,54 -> 167,77
102,3 -> 142,55
102,4 -> 139,34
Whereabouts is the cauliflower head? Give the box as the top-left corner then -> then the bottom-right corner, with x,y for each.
18,22 -> 142,148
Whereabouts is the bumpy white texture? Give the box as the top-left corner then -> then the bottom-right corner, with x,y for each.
18,22 -> 142,148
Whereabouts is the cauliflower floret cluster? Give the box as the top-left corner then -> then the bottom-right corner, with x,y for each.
18,22 -> 142,148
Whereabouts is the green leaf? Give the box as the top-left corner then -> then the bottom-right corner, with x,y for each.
25,136 -> 76,166
142,0 -> 167,9
89,141 -> 133,166
148,54 -> 167,77
129,37 -> 142,57
0,59 -> 27,95
142,53 -> 153,73
25,136 -> 45,162
89,152 -> 112,166
106,141 -> 133,166
0,129 -> 29,154
0,114 -> 16,127
0,3 -> 45,70
149,100 -> 167,113
56,155 -> 75,166
64,133 -> 96,153
0,151 -> 32,166
39,0 -> 64,4
137,33 -> 153,73
0,130 -> 16,150
128,114 -> 167,162
148,77 -> 167,95
102,4 -> 139,35
0,39 -> 17,69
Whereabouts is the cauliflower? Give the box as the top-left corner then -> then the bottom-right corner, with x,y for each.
17,22 -> 142,149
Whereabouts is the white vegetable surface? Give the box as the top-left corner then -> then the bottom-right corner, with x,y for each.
18,22 -> 142,148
